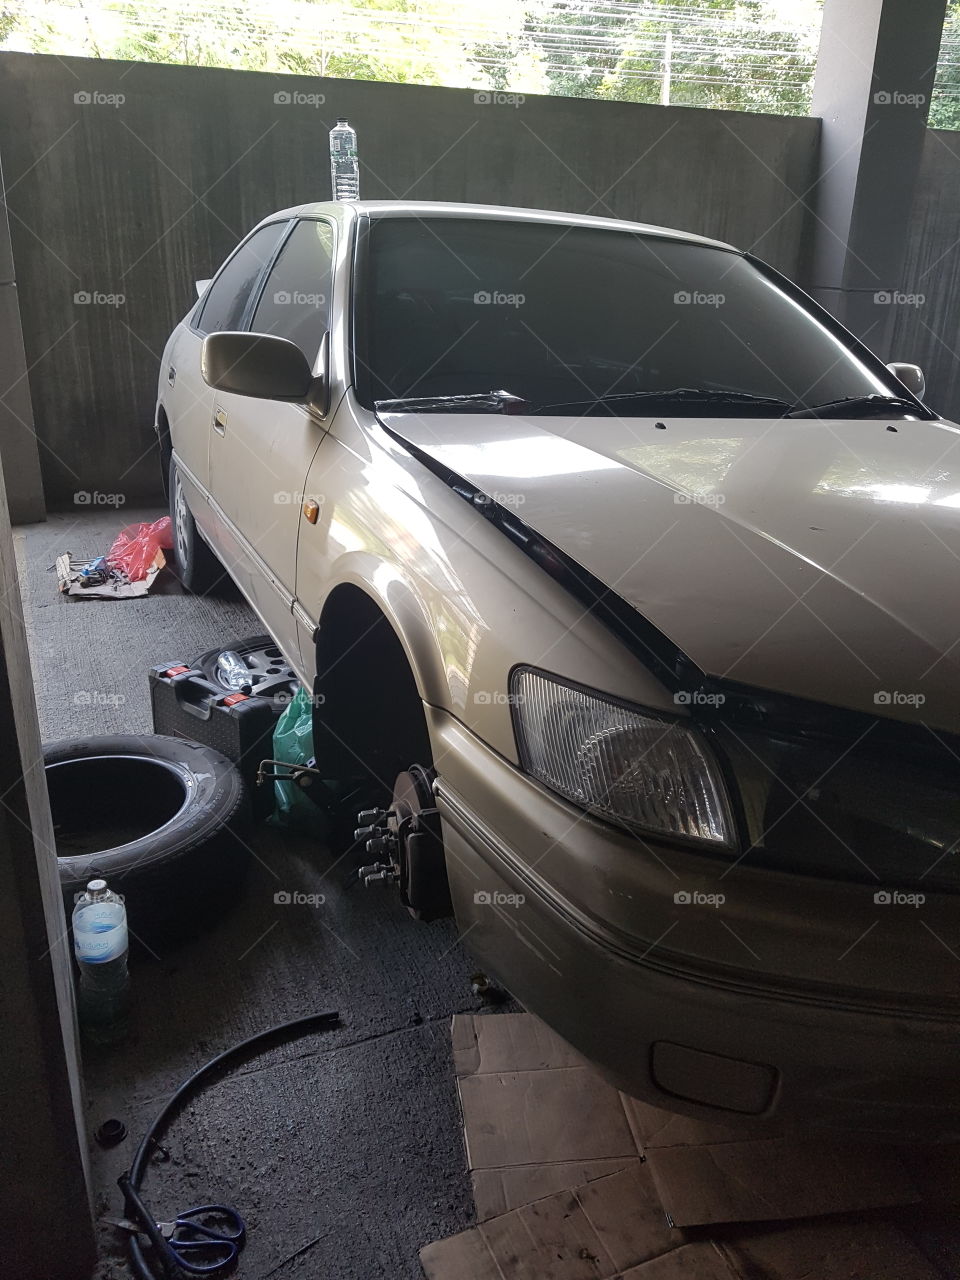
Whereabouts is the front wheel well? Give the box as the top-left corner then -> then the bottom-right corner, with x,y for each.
312,586 -> 432,809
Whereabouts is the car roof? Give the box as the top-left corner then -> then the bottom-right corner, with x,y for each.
257,199 -> 739,253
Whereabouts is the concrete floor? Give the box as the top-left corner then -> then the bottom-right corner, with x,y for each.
20,508 -> 488,1280
20,508 -> 960,1280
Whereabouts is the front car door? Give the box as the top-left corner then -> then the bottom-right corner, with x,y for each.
207,216 -> 337,667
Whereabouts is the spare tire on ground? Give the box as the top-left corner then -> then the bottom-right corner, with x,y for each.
47,734 -> 251,948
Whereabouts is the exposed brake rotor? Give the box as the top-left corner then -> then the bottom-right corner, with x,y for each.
355,764 -> 452,921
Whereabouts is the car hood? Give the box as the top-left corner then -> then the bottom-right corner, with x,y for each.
379,409 -> 960,732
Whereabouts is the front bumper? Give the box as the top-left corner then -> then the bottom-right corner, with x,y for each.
428,709 -> 960,1139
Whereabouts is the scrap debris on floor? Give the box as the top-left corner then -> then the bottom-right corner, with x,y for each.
421,1013 -> 960,1279
56,516 -> 173,598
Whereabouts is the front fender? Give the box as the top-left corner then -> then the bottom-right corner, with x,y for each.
316,556 -> 450,711
298,398 -> 679,765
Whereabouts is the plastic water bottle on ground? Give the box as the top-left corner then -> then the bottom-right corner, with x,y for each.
73,878 -> 130,1042
330,118 -> 359,201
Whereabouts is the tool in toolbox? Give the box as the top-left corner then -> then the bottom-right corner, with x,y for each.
149,664 -> 283,819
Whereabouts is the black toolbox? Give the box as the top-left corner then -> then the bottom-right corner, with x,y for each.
149,664 -> 281,818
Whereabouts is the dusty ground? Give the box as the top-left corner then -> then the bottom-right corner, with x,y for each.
19,506 -> 960,1280
20,506 -> 488,1280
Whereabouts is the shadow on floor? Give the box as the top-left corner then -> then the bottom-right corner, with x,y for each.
20,508 -> 486,1280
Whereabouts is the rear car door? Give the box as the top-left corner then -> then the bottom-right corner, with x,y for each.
207,217 -> 336,664
168,221 -> 289,544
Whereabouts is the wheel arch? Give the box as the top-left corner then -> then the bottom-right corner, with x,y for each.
311,581 -> 437,807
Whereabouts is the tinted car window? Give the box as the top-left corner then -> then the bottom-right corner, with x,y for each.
356,218 -> 892,414
250,219 -> 334,363
196,222 -> 287,335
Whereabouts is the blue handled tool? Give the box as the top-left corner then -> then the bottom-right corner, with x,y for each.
117,1174 -> 246,1277
157,1203 -> 246,1275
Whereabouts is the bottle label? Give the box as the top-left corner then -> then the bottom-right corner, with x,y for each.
78,934 -> 127,962
74,903 -> 128,962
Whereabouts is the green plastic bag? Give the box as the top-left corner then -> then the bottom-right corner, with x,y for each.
270,688 -> 323,831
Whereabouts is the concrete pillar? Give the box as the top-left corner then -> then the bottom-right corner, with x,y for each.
810,0 -> 947,355
0,153 -> 45,523
0,455 -> 94,1274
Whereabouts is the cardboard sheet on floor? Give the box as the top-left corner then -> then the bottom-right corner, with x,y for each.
729,1219 -> 945,1280
472,1158 -> 638,1222
56,549 -> 165,598
645,1135 -> 921,1227
622,1093 -> 955,1227
427,1014 -> 946,1280
419,1165 -> 690,1280
420,1171 -> 941,1280
452,1013 -> 927,1228
420,1170 -> 943,1280
458,1008 -> 931,1228
454,1012 -> 644,1218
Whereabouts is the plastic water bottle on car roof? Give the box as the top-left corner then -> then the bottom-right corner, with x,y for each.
330,118 -> 359,201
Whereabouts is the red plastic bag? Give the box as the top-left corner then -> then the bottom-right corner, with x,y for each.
106,517 -> 173,582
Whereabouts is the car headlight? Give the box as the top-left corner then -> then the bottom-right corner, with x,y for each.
511,668 -> 734,847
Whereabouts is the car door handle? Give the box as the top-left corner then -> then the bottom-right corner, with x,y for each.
212,405 -> 227,435
167,365 -> 176,385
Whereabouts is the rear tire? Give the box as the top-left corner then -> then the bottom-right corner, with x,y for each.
169,455 -> 221,594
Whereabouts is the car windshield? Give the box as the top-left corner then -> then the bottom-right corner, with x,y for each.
355,217 -> 899,416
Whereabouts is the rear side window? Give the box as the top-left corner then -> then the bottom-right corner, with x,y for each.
196,222 -> 288,335
249,219 -> 334,364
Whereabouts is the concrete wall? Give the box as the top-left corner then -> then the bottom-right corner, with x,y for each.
889,128 -> 960,417
0,157 -> 45,522
0,443 -> 95,1275
0,52 -> 820,508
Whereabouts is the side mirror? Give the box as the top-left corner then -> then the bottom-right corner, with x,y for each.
201,331 -> 314,401
886,361 -> 925,400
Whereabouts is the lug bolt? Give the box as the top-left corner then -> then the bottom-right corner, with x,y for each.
364,869 -> 394,886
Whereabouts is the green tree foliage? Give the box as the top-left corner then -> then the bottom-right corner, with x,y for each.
590,1 -> 816,114
931,1 -> 960,129
517,2 -> 633,100
0,0 -> 956,128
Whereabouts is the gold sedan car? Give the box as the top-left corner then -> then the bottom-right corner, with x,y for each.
160,200 -> 960,1138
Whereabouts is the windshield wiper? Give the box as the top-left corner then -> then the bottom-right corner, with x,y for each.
375,389 -> 528,414
528,387 -> 794,415
785,394 -> 924,419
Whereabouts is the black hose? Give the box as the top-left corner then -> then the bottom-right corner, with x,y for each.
121,1009 -> 341,1279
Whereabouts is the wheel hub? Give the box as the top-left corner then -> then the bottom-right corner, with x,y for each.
355,764 -> 451,921
173,474 -> 189,569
